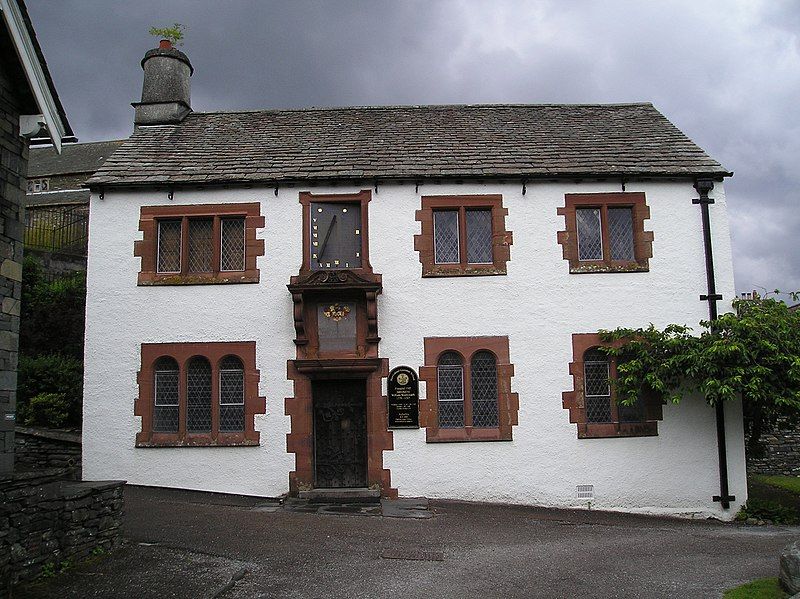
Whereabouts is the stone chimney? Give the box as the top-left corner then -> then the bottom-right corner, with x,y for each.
132,40 -> 193,126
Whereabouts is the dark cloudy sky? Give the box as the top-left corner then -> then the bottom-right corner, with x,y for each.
27,0 -> 800,299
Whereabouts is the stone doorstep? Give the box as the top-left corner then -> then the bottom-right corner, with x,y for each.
298,488 -> 381,503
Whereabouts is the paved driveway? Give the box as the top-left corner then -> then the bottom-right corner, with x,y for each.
19,486 -> 799,598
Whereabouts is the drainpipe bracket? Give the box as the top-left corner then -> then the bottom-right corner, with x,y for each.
700,294 -> 723,301
692,197 -> 715,205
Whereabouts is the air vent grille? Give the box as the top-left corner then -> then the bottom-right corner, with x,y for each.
577,484 -> 594,499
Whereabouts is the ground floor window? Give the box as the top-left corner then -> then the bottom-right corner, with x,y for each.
136,341 -> 265,447
419,336 -> 518,442
562,333 -> 662,438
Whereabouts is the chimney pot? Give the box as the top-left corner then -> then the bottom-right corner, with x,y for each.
132,43 -> 193,126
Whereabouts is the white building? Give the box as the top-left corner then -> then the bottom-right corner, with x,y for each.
83,41 -> 744,519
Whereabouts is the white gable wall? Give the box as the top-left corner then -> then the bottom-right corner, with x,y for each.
83,179 -> 745,519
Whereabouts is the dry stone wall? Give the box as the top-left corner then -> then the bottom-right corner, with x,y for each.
0,469 -> 124,594
747,420 -> 800,476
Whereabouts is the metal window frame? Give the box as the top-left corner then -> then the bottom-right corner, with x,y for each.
584,355 -> 612,423
606,205 -> 636,261
219,217 -> 246,272
153,369 -> 179,407
156,219 -> 182,274
576,207 -> 603,262
464,208 -> 494,265
433,209 -> 461,264
219,368 -> 245,406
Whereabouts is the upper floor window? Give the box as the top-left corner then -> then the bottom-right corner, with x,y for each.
136,341 -> 266,447
135,203 -> 264,285
563,333 -> 662,439
419,336 -> 518,442
415,195 -> 513,277
27,178 -> 50,193
557,192 -> 653,274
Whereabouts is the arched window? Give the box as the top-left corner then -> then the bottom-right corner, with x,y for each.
471,351 -> 498,428
186,356 -> 212,433
583,348 -> 612,423
219,355 -> 245,432
153,356 -> 179,433
437,352 -> 464,428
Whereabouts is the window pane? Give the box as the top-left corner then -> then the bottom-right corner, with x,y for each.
576,208 -> 602,261
187,218 -> 213,272
219,355 -> 244,432
584,350 -> 611,423
618,401 -> 644,423
220,218 -> 245,271
437,352 -> 464,428
153,357 -> 179,433
471,351 -> 498,428
434,211 -> 460,264
157,220 -> 182,273
187,357 -> 212,433
608,207 -> 635,261
466,209 -> 493,264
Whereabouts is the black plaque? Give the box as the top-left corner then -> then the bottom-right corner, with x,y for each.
388,366 -> 419,429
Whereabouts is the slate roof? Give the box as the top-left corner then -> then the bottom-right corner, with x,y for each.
26,190 -> 89,207
29,140 -> 124,177
87,103 -> 731,188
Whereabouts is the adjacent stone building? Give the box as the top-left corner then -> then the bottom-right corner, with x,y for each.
0,0 -> 73,473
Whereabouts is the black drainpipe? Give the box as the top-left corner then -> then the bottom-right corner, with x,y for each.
693,179 -> 735,510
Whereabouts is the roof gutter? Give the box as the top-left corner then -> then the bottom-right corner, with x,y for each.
86,171 -> 733,191
0,0 -> 72,152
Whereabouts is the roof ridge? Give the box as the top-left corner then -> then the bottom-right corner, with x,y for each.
188,102 -> 656,117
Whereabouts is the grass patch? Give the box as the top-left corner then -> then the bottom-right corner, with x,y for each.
755,475 -> 800,495
740,475 -> 800,523
723,577 -> 787,598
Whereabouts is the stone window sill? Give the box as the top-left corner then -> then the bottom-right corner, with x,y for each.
426,427 -> 512,443
577,421 -> 658,439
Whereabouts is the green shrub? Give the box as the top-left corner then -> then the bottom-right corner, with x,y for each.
735,498 -> 799,524
24,393 -> 71,428
20,256 -> 86,359
17,354 -> 83,428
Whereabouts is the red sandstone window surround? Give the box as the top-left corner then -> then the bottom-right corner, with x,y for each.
136,341 -> 266,447
414,195 -> 512,277
135,203 -> 265,285
562,333 -> 663,439
419,336 -> 518,442
557,192 -> 653,274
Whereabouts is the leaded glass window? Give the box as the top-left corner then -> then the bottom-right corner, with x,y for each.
471,351 -> 498,428
219,355 -> 245,432
576,208 -> 603,261
153,357 -> 179,432
584,348 -> 612,423
157,220 -> 182,273
437,352 -> 464,428
187,356 -> 212,433
466,209 -> 493,264
434,211 -> 460,264
187,218 -> 213,272
608,207 -> 635,261
220,218 -> 245,271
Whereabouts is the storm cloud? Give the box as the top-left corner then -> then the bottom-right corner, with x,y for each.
27,0 -> 800,298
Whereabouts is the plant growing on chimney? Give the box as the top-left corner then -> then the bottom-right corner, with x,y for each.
148,23 -> 185,46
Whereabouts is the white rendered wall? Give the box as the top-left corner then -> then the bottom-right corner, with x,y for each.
83,179 -> 745,519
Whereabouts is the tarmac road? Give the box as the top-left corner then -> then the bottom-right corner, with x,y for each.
17,485 -> 799,598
